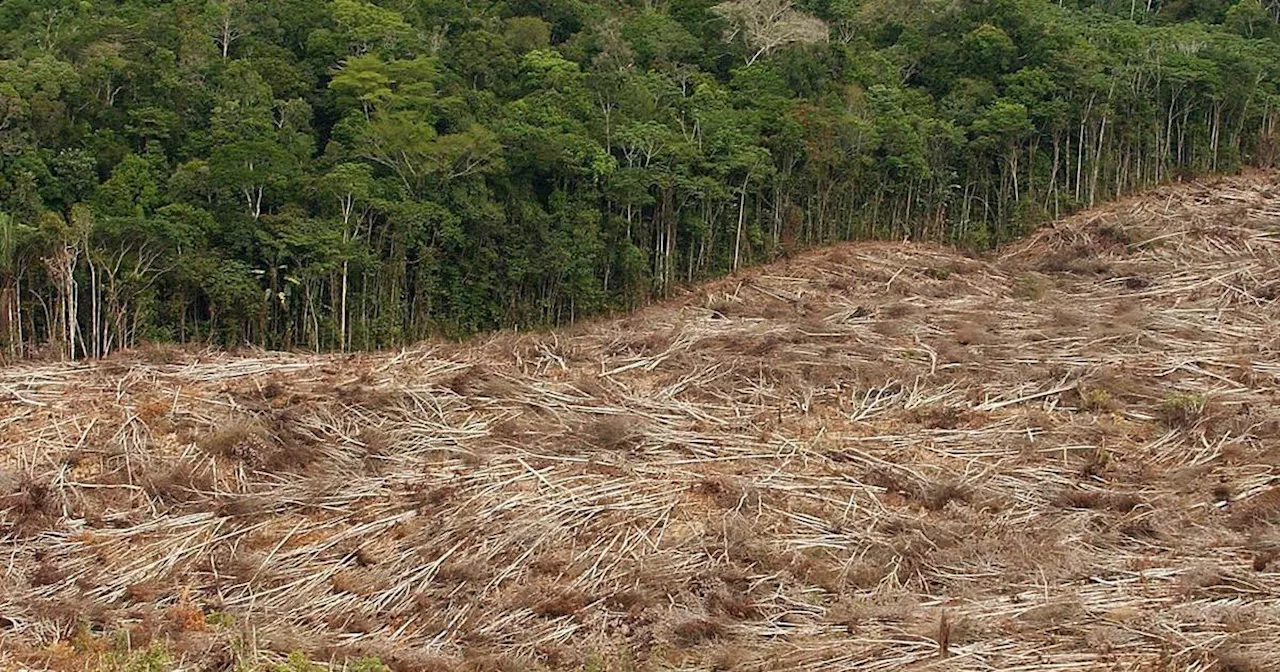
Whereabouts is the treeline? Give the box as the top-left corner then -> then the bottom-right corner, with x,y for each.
0,0 -> 1277,357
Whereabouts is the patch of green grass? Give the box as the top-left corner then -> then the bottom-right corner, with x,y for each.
1079,388 -> 1113,412
271,652 -> 389,672
100,644 -> 171,672
274,651 -> 324,672
83,638 -> 388,672
1161,391 -> 1208,428
346,658 -> 391,672
205,611 -> 236,628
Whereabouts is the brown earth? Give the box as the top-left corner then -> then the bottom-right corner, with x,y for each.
3,173 -> 1280,671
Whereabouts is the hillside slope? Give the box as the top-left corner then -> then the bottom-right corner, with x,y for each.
3,174 -> 1280,671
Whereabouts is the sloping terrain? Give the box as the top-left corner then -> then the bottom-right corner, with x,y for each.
3,174 -> 1280,671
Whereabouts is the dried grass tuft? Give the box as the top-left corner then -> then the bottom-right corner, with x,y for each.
1230,488 -> 1280,530
530,588 -> 587,618
198,419 -> 275,465
586,414 -> 643,451
672,617 -> 725,646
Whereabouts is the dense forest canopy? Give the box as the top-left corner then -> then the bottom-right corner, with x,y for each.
0,0 -> 1277,356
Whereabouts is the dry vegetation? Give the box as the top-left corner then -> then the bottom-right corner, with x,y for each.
4,173 -> 1280,671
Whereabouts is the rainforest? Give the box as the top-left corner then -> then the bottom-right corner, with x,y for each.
0,0 -> 1277,356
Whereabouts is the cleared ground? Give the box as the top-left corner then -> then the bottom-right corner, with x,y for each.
3,174 -> 1280,671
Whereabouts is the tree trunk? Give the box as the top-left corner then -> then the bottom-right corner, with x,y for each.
733,175 -> 749,271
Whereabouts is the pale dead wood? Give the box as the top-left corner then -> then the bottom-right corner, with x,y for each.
3,173 -> 1280,670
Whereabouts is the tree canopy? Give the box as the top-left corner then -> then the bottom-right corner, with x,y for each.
0,0 -> 1277,356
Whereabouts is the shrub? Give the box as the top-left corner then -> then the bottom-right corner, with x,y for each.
275,651 -> 323,672
1161,392 -> 1208,428
348,658 -> 390,672
205,611 -> 236,628
101,644 -> 171,672
1079,388 -> 1113,412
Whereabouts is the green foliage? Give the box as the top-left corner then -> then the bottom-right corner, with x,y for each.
1161,391 -> 1209,427
0,0 -> 1276,356
1079,388 -> 1114,412
100,644 -> 171,672
504,16 -> 553,54
205,610 -> 237,628
264,651 -> 389,672
274,651 -> 324,672
1225,1 -> 1276,39
347,658 -> 391,672
70,634 -> 389,672
962,23 -> 1018,76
